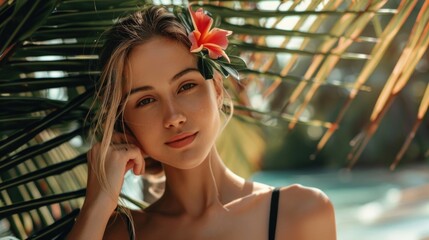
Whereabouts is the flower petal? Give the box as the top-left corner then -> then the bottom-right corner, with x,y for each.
189,6 -> 212,37
191,45 -> 204,53
187,6 -> 233,64
203,28 -> 232,49
203,43 -> 230,62
189,31 -> 202,52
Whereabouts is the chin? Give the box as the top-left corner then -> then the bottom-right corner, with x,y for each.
172,156 -> 206,170
149,136 -> 216,170
159,149 -> 211,170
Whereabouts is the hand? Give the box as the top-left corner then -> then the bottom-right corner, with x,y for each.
84,132 -> 146,212
67,132 -> 145,240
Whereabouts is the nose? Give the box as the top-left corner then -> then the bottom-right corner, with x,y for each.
163,100 -> 186,129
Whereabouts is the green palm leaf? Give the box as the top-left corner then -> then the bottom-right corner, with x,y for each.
0,0 -> 427,238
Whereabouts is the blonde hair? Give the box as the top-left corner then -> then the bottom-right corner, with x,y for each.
92,5 -> 190,193
89,5 -> 193,232
90,4 -> 234,233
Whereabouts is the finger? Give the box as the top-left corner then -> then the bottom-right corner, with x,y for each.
123,157 -> 143,176
125,160 -> 135,173
139,155 -> 146,175
111,132 -> 126,144
116,144 -> 144,175
128,144 -> 145,175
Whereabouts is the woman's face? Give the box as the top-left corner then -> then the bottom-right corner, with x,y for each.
123,36 -> 222,170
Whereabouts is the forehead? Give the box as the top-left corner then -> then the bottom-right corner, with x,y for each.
126,37 -> 197,88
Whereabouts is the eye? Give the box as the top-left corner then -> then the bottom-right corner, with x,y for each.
178,82 -> 197,93
136,97 -> 155,107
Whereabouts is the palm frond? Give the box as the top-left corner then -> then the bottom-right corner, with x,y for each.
0,0 -> 428,238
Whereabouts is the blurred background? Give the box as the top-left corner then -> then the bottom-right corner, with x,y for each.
0,0 -> 428,239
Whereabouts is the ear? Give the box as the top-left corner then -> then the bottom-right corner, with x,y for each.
212,71 -> 224,108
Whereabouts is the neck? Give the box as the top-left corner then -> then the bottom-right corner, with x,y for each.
153,147 -> 245,217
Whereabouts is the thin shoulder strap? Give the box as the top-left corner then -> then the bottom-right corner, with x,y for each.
119,211 -> 135,240
268,187 -> 281,240
126,216 -> 135,240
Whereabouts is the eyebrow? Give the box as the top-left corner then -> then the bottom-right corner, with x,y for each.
128,67 -> 199,96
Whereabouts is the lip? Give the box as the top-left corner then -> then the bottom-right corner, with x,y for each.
165,132 -> 198,149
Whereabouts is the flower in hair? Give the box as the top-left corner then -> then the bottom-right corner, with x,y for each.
174,5 -> 247,80
188,7 -> 232,62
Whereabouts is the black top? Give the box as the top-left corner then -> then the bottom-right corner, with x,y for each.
123,188 -> 281,240
268,187 -> 281,240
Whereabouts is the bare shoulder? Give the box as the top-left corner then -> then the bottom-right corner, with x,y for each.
277,184 -> 336,240
279,184 -> 332,213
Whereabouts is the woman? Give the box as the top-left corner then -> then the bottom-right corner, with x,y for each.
67,5 -> 336,240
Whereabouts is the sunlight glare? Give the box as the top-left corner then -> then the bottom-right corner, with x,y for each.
46,87 -> 68,101
357,201 -> 383,224
307,125 -> 323,140
69,136 -> 83,147
25,56 -> 65,61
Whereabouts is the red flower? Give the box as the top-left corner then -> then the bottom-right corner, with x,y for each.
188,6 -> 232,62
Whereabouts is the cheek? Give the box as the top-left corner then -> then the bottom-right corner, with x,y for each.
196,83 -> 220,112
197,98 -> 221,136
190,94 -> 219,124
124,111 -> 156,143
